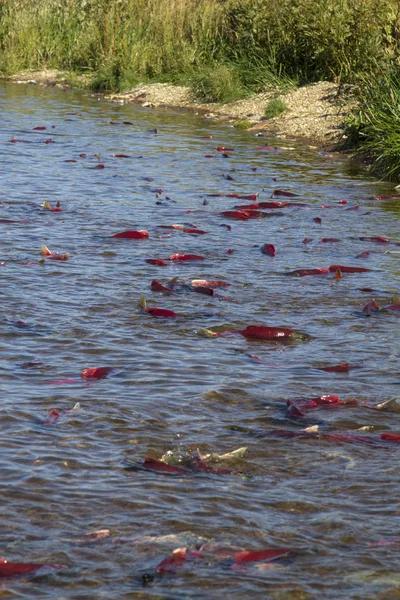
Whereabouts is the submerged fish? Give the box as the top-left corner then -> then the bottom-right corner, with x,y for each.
0,557 -> 67,578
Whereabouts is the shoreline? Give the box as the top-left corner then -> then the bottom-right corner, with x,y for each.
4,70 -> 355,150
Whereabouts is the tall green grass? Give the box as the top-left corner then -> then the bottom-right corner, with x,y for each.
0,0 -> 226,89
223,0 -> 400,84
1,0 -> 400,91
344,73 -> 400,180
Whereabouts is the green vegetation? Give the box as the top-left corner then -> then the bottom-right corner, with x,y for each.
264,98 -> 287,119
190,62 -> 249,103
2,0 -> 400,178
344,73 -> 400,180
1,0 -> 400,89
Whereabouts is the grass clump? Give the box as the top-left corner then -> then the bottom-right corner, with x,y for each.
190,63 -> 247,103
264,98 -> 287,119
90,58 -> 141,92
344,73 -> 400,181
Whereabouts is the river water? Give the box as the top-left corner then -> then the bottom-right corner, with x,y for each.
1,81 -> 400,599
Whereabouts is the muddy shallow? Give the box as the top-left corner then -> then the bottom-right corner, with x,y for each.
1,81 -> 400,599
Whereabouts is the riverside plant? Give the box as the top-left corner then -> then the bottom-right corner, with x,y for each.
344,73 -> 400,181
264,98 -> 287,119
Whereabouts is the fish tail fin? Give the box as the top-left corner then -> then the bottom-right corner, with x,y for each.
391,293 -> 400,304
167,276 -> 180,286
41,244 -> 52,256
139,294 -> 147,310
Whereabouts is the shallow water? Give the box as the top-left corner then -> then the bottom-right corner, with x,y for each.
1,81 -> 400,599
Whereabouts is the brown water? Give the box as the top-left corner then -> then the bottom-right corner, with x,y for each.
1,81 -> 400,599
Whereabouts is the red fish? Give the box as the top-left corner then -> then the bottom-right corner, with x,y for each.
356,250 -> 370,259
151,280 -> 175,293
112,230 -> 149,239
359,236 -> 389,243
380,432 -> 400,443
321,432 -> 375,444
318,363 -> 351,372
192,286 -> 214,296
321,238 -> 340,243
329,265 -> 371,273
259,201 -> 289,209
200,324 -> 307,340
112,154 -> 131,158
287,395 -> 345,417
289,268 -> 329,276
375,194 -> 400,200
145,307 -> 178,318
261,244 -> 276,256
40,245 -> 68,261
42,403 -> 80,425
169,254 -> 205,261
46,253 -> 68,261
238,325 -> 302,340
191,280 -> 230,288
146,258 -> 168,266
42,409 -> 62,425
220,211 -> 250,220
33,126 -> 46,130
139,295 -> 179,318
9,138 -> 33,143
384,303 -> 400,311
41,200 -> 62,212
313,217 -> 322,224
143,457 -> 189,475
234,548 -> 292,563
0,218 -> 28,224
302,238 -> 313,244
362,300 -> 380,314
192,454 -> 240,475
0,557 -> 66,578
156,548 -> 188,573
234,203 -> 260,210
81,367 -> 113,379
272,190 -> 299,197
226,193 -> 259,201
182,228 -> 208,235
